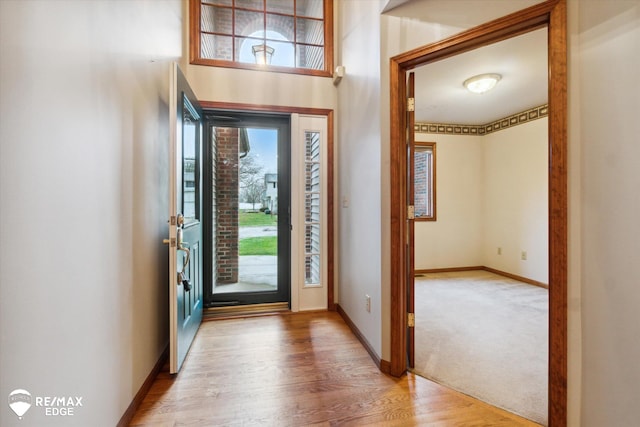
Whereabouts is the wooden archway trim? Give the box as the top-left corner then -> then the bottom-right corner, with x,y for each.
388,0 -> 567,424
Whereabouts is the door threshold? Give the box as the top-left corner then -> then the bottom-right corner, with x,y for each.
203,302 -> 289,321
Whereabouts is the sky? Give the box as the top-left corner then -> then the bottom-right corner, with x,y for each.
246,128 -> 278,174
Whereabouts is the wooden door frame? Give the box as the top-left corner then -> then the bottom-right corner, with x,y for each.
199,101 -> 336,311
406,71 -> 415,369
388,0 -> 567,425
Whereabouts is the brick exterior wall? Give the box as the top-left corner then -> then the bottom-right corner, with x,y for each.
215,127 -> 239,283
201,4 -> 296,61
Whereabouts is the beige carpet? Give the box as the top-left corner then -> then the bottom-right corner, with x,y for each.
413,270 -> 548,425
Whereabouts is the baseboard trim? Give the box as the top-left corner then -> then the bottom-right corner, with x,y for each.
117,345 -> 168,427
336,304 -> 390,374
379,358 -> 391,374
415,266 -> 549,289
481,266 -> 549,289
415,266 -> 483,275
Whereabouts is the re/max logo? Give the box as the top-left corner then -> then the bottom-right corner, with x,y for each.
35,396 -> 83,407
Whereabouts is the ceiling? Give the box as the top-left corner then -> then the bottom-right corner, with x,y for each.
384,0 -> 545,29
412,27 -> 548,124
383,0 -> 548,125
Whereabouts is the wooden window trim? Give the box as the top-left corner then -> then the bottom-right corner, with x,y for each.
189,0 -> 334,77
414,141 -> 436,222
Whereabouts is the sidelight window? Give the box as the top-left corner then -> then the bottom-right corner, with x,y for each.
304,131 -> 321,285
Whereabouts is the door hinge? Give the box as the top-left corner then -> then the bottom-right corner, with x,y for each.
407,312 -> 415,328
407,97 -> 415,112
407,205 -> 415,220
170,215 -> 177,226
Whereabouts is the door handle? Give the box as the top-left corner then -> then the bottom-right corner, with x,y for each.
177,243 -> 191,290
174,213 -> 190,289
176,227 -> 190,269
178,243 -> 190,271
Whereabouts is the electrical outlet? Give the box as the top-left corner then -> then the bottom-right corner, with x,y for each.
365,295 -> 371,312
521,251 -> 527,260
497,247 -> 502,255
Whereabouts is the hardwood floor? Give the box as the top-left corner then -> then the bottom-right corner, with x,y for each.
129,312 -> 539,426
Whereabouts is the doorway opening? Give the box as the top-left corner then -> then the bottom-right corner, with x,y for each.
203,112 -> 291,307
407,26 -> 550,424
198,105 -> 335,313
389,1 -> 567,425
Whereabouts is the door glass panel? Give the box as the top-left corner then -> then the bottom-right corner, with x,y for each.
182,97 -> 199,221
212,126 -> 279,294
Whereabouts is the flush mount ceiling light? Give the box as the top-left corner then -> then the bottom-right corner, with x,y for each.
463,73 -> 502,94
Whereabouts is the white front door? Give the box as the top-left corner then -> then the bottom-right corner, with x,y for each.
168,63 -> 203,373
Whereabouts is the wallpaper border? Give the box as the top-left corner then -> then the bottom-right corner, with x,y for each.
414,104 -> 548,136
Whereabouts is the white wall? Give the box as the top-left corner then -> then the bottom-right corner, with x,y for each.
335,0 -> 386,356
414,119 -> 548,284
572,0 -> 640,425
414,133 -> 484,269
483,119 -> 548,283
0,1 -> 182,425
186,65 -> 336,109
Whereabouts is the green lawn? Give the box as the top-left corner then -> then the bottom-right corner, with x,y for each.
239,236 -> 277,256
239,211 -> 278,227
